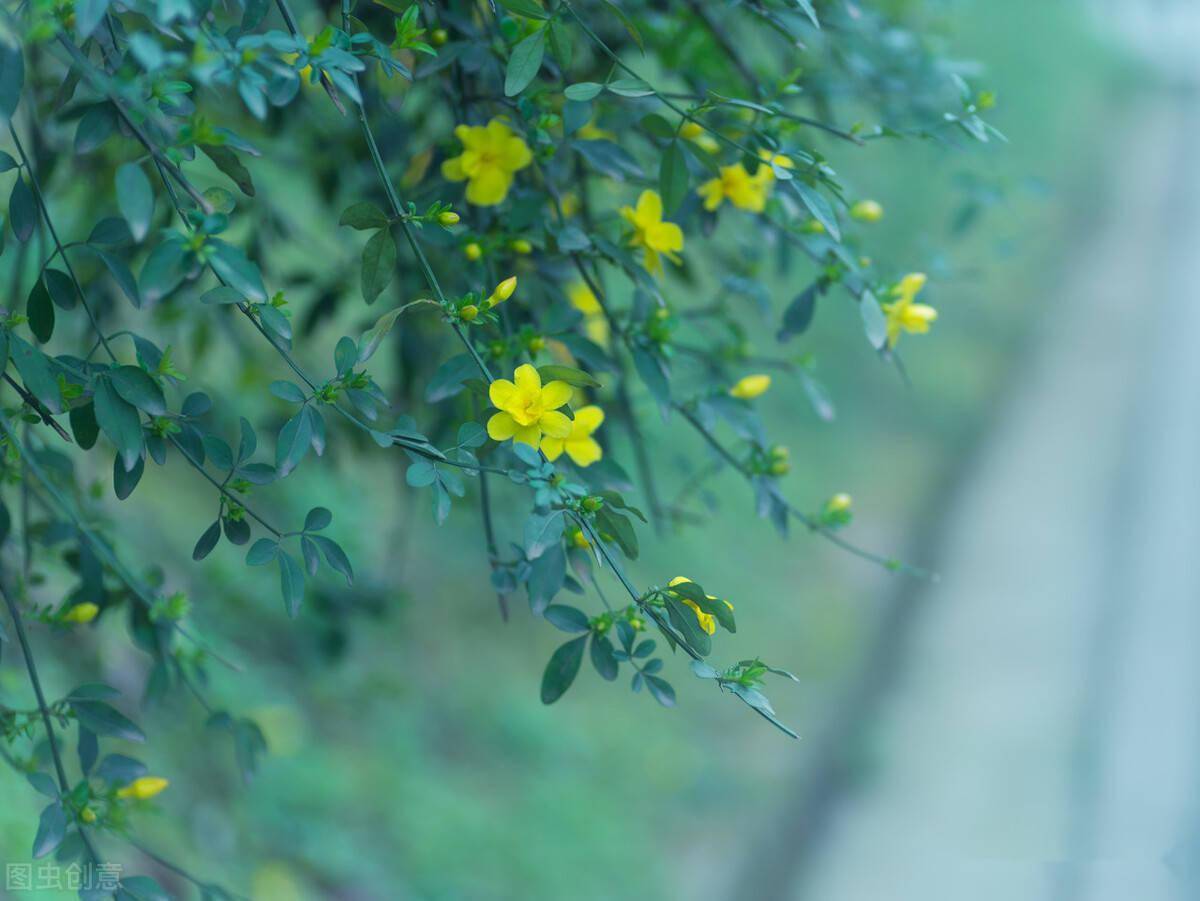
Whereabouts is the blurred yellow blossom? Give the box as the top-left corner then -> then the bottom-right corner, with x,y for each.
61,603 -> 99,624
620,190 -> 684,276
441,119 -> 532,206
698,163 -> 769,213
881,273 -> 937,347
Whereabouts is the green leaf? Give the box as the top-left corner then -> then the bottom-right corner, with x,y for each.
193,520 -> 221,561
524,510 -> 564,559
304,507 -> 332,531
110,365 -> 166,415
31,803 -> 65,859
791,180 -> 840,242
777,280 -> 822,342
42,268 -> 75,310
600,0 -> 644,53
209,239 -> 267,302
544,604 -> 589,633
590,634 -> 619,681
606,77 -> 653,98
659,140 -> 688,214
505,29 -> 545,97
540,635 -> 587,704
644,674 -> 676,706
793,0 -> 820,28
116,162 -> 154,242
406,460 -> 437,487
311,535 -> 353,585
113,453 -> 144,499
245,538 -> 278,566
200,144 -> 255,197
93,377 -> 144,471
664,597 -> 712,657
200,286 -> 245,305
564,82 -> 603,101
70,700 -> 146,742
536,364 -> 601,388
859,289 -> 888,350
278,551 -> 305,617
0,35 -> 23,124
70,402 -> 99,448
138,238 -> 189,305
26,279 -> 53,343
497,0 -> 549,18
361,228 -> 397,304
358,306 -> 404,363
275,409 -> 313,477
339,201 -> 390,231
9,335 -> 61,412
9,176 -> 35,243
75,0 -> 112,38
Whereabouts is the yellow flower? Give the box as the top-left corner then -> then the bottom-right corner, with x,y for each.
116,776 -> 169,800
697,163 -> 769,213
881,273 -> 937,348
729,374 -> 771,399
487,364 -> 573,448
541,405 -> 604,467
567,281 -> 601,315
679,121 -> 719,154
668,576 -> 733,636
850,199 -> 884,222
619,190 -> 684,277
576,120 -> 615,141
441,118 -> 532,207
62,603 -> 99,624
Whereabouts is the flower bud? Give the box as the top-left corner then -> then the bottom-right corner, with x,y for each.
493,276 -> 517,303
850,200 -> 884,223
460,304 -> 478,322
769,460 -> 791,476
825,493 -> 852,515
116,776 -> 169,801
80,808 -> 97,824
729,374 -> 771,400
62,603 -> 99,624
464,242 -> 482,261
581,496 -> 603,512
438,211 -> 460,226
431,28 -> 448,46
527,335 -> 545,352
511,239 -> 532,254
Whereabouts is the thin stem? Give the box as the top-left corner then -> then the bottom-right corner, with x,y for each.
0,580 -> 103,864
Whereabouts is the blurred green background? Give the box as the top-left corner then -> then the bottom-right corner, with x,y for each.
4,0 -> 1174,897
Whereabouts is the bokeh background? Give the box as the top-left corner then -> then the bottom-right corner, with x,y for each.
5,0 -> 1198,898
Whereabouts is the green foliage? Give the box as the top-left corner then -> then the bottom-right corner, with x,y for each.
0,0 -> 1001,891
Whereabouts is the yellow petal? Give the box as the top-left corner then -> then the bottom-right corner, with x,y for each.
565,435 -> 603,467
465,169 -> 511,206
513,423 -> 541,447
540,380 -> 573,409
501,135 -> 533,172
539,410 -> 572,439
573,405 -> 604,433
541,435 -> 565,461
441,155 -> 467,182
487,411 -> 519,441
513,363 -> 541,393
489,378 -> 517,409
698,178 -> 724,211
634,189 -> 663,226
648,221 -> 684,254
